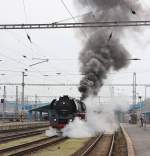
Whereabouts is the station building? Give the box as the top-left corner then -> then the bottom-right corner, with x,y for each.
0,101 -> 50,121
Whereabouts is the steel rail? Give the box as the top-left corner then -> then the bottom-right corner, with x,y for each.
8,136 -> 67,156
0,136 -> 54,154
0,136 -> 56,153
0,129 -> 47,143
108,134 -> 115,156
0,21 -> 150,29
80,134 -> 103,156
74,133 -> 115,156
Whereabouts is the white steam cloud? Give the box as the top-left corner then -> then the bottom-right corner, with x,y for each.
62,96 -> 129,138
45,127 -> 57,137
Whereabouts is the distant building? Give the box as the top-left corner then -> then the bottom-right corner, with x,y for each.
0,101 -> 50,113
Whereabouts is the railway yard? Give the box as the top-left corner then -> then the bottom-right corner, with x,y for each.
0,122 -> 130,156
1,0 -> 150,155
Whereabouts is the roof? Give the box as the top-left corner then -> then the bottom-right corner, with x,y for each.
129,102 -> 144,111
29,104 -> 51,112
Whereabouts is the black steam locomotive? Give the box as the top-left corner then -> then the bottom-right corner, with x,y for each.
49,95 -> 86,129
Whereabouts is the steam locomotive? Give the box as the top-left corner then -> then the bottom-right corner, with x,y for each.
49,95 -> 86,129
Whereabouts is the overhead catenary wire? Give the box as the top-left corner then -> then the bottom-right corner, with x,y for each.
4,1 -> 66,74
22,0 -> 69,67
1,69 -> 150,76
5,30 -> 47,58
3,27 -> 63,75
54,12 -> 92,23
0,83 -> 147,87
4,1 -> 142,75
59,0 -> 89,39
22,0 -> 32,43
60,0 -> 75,21
0,1 -> 148,78
3,11 -> 94,63
0,31 -> 80,76
0,30 -> 51,75
86,0 -> 114,43
22,0 -> 28,23
0,47 -> 66,84
0,51 -> 28,67
0,49 -> 44,75
21,1 -> 90,58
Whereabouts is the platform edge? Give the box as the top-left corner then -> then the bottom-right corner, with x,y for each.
120,124 -> 135,156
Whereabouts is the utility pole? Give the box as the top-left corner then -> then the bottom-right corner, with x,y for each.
15,86 -> 18,119
99,96 -> 100,105
133,72 -> 136,105
21,72 -> 25,111
145,85 -> 147,106
2,86 -> 6,120
110,86 -> 114,98
34,94 -> 38,121
35,94 -> 37,107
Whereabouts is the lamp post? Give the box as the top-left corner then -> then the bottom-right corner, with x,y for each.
2,86 -> 6,120
15,86 -> 18,119
21,72 -> 28,112
0,73 -> 7,121
144,85 -> 150,106
129,58 -> 141,105
133,72 -> 136,105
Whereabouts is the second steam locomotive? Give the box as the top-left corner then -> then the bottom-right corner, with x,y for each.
49,95 -> 86,129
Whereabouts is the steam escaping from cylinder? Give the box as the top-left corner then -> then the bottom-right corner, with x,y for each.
75,0 -> 144,99
45,127 -> 57,137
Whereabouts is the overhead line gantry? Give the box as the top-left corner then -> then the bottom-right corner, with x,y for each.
0,21 -> 150,29
0,83 -> 149,87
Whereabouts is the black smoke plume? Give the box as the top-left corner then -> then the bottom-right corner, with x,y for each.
75,0 -> 143,100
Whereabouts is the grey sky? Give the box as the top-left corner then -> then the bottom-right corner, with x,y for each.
0,0 -> 150,101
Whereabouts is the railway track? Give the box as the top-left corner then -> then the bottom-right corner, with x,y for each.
0,128 -> 48,143
72,133 -> 115,156
0,135 -> 67,156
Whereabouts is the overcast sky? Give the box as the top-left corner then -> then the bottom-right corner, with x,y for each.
0,0 -> 150,101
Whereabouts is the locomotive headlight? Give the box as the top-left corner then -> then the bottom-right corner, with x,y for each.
54,118 -> 57,121
62,102 -> 65,105
69,119 -> 73,122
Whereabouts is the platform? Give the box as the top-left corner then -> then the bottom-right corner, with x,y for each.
123,123 -> 150,156
0,121 -> 49,131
